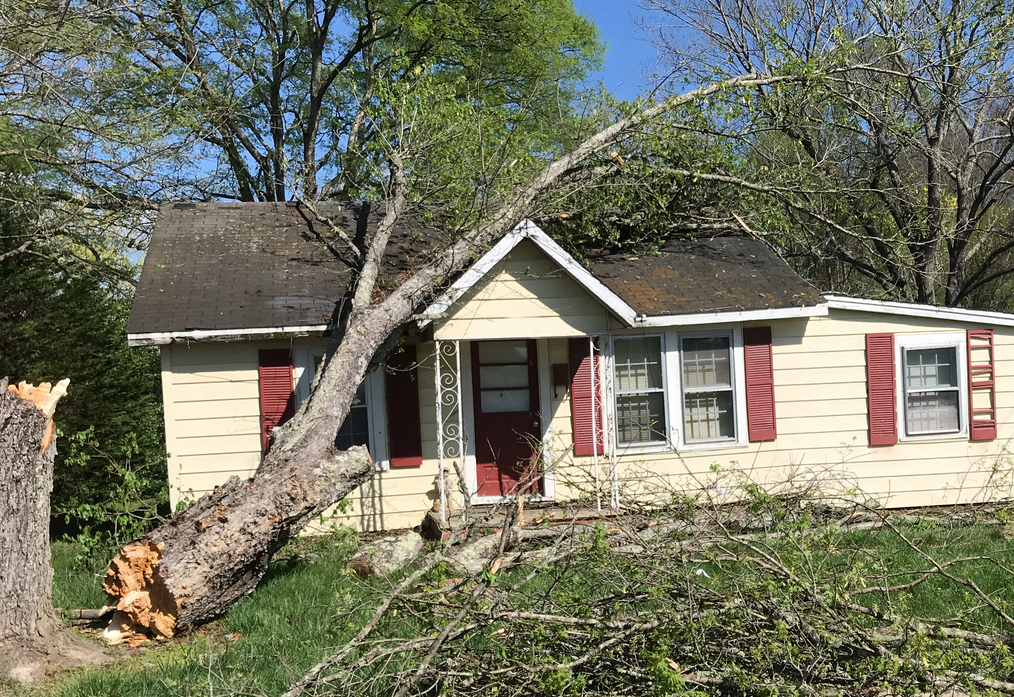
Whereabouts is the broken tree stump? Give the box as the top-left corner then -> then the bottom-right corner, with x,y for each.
102,444 -> 375,641
0,377 -> 106,683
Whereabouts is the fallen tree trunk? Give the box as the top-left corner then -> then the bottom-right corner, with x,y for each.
102,73 -> 796,640
0,378 -> 106,683
103,445 -> 373,640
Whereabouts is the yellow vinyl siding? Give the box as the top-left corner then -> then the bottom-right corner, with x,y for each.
160,303 -> 1014,531
435,239 -> 610,339
161,342 -> 267,508
549,310 -> 1014,510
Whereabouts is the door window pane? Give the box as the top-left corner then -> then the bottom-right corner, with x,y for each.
479,365 -> 529,389
478,341 -> 528,364
481,389 -> 531,413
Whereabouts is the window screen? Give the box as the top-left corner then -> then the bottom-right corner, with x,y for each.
613,337 -> 666,444
681,335 -> 735,441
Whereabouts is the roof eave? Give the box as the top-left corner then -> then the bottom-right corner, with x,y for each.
825,295 -> 1014,327
635,302 -> 829,328
126,324 -> 329,347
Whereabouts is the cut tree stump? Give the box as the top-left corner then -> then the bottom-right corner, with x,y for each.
0,378 -> 107,683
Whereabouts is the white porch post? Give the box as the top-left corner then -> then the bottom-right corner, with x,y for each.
434,340 -> 464,524
600,336 -> 620,510
590,336 -> 601,513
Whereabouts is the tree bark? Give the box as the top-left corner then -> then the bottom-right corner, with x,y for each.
102,73 -> 795,640
0,378 -> 106,683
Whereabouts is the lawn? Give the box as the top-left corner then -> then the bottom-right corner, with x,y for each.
17,528 -> 432,697
9,513 -> 1014,696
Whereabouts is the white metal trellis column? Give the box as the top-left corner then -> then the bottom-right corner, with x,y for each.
601,337 -> 620,510
434,340 -> 464,524
590,336 -> 601,513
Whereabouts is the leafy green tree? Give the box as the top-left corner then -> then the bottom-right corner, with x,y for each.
644,0 -> 1014,307
0,224 -> 166,524
114,0 -> 603,202
0,1 -> 201,277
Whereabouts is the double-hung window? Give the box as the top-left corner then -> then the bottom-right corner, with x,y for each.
313,355 -> 371,450
681,334 -> 736,442
613,336 -> 667,444
899,337 -> 964,437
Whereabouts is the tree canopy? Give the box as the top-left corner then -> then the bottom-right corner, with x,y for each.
642,0 -> 1014,308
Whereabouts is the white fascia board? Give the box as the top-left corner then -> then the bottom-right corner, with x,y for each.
419,219 -> 638,328
127,324 -> 328,347
635,303 -> 828,328
824,295 -> 1014,328
519,221 -> 639,326
420,225 -> 528,321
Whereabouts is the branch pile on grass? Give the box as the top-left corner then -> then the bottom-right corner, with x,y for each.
285,489 -> 1014,697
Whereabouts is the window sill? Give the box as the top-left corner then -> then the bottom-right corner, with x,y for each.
678,439 -> 748,453
898,431 -> 968,443
614,441 -> 672,456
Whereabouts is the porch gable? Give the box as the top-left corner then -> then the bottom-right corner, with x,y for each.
432,237 -> 627,339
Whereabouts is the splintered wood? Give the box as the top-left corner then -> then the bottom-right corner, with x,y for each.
6,379 -> 69,454
101,542 -> 178,643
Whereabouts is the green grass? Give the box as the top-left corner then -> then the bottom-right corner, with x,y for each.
846,521 -> 1014,631
51,542 -> 108,612
21,520 -> 1014,697
31,529 -> 433,697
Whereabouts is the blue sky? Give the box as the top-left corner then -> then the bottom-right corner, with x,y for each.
574,0 -> 660,101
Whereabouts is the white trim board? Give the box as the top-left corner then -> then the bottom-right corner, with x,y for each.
825,295 -> 1014,328
127,324 -> 328,347
419,219 -> 639,328
635,303 -> 828,328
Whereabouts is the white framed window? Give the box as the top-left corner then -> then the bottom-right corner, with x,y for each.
680,332 -> 737,443
612,335 -> 668,445
293,344 -> 389,468
896,333 -> 967,439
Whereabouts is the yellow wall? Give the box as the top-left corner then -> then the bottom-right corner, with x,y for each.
161,305 -> 1014,533
161,337 -> 443,532
549,309 -> 1014,510
434,238 -> 613,339
161,341 -> 264,509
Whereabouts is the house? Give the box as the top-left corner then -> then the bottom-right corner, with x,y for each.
128,202 -> 1014,531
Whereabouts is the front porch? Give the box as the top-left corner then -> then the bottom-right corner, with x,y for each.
426,336 -> 619,526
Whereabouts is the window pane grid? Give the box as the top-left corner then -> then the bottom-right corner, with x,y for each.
613,337 -> 667,445
335,383 -> 370,450
681,334 -> 735,442
902,345 -> 961,436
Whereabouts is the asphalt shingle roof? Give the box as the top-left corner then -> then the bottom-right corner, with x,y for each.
585,236 -> 822,316
126,202 -> 439,335
128,203 -> 821,336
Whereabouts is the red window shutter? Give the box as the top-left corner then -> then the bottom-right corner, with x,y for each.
258,349 -> 295,453
744,326 -> 777,442
385,344 -> 423,467
967,329 -> 997,441
569,338 -> 604,456
865,333 -> 898,446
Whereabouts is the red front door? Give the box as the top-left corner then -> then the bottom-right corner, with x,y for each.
471,340 -> 542,497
